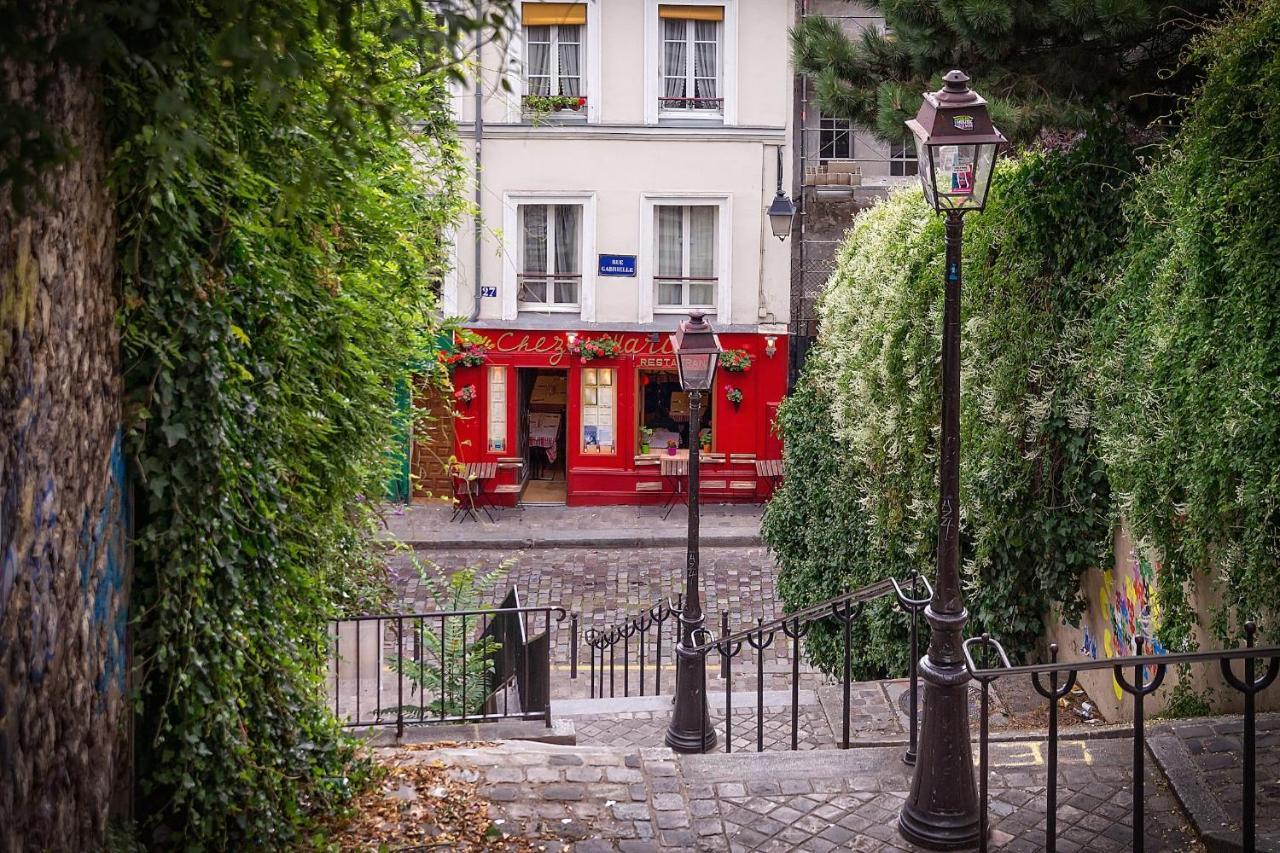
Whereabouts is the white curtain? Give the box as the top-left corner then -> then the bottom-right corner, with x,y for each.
693,21 -> 717,101
689,206 -> 716,305
522,205 -> 548,274
525,26 -> 552,95
657,206 -> 683,305
662,20 -> 687,100
554,205 -> 579,304
557,25 -> 581,96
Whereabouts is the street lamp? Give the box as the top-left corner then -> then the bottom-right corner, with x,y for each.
767,147 -> 796,240
665,310 -> 721,753
898,70 -> 1005,850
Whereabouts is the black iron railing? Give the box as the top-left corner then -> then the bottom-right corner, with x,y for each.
584,596 -> 682,698
964,625 -> 1279,853
328,588 -> 575,737
685,575 -> 928,754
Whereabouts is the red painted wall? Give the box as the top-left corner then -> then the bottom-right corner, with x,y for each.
448,329 -> 787,505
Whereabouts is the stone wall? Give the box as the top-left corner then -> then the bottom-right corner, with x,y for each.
1044,524 -> 1278,722
0,3 -> 129,847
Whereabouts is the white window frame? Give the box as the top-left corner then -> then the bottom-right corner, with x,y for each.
640,194 -> 731,323
523,24 -> 583,99
507,2 -> 602,124
652,205 -> 718,311
516,203 -> 583,311
501,192 -> 597,322
657,18 -> 722,119
643,0 -> 737,126
487,366 -> 508,453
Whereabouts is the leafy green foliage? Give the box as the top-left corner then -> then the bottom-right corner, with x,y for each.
765,132 -> 1133,675
92,1 -> 474,846
1093,0 -> 1280,648
386,559 -> 511,719
790,0 -> 1219,143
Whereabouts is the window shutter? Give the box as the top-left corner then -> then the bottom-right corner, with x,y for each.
658,4 -> 725,21
522,2 -> 587,25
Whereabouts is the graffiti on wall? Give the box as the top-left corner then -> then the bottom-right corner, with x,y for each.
1079,548 -> 1167,700
80,430 -> 129,700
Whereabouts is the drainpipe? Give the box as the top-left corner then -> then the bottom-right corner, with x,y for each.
471,30 -> 485,322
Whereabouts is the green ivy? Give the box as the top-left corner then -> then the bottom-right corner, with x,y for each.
765,132 -> 1133,675
105,2 -> 467,846
1093,0 -> 1280,649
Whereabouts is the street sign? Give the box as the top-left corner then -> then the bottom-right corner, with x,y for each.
480,286 -> 498,298
598,255 -> 637,277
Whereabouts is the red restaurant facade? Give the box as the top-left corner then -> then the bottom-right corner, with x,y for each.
446,327 -> 788,507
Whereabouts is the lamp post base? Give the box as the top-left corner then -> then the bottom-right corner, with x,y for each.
898,651 -> 981,849
664,643 -> 717,754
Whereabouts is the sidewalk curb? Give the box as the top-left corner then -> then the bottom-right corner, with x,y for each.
382,530 -> 764,550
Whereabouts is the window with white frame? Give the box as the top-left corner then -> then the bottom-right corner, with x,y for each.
524,23 -> 583,99
518,204 -> 581,309
487,366 -> 508,452
580,368 -> 616,454
819,113 -> 854,162
658,6 -> 723,114
655,205 -> 717,309
890,139 -> 919,177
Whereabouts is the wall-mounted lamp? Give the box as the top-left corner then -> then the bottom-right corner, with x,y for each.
566,330 -> 578,348
767,147 -> 796,241
764,335 -> 778,358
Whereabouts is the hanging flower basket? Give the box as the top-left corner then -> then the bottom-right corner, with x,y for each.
453,384 -> 476,407
568,335 -> 622,363
725,385 -> 743,410
719,348 -> 752,373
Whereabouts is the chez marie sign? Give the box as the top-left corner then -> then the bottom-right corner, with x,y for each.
477,331 -> 676,367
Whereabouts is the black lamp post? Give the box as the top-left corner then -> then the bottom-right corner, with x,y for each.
665,310 -> 721,753
898,70 -> 1005,850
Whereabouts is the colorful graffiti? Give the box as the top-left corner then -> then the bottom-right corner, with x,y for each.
1092,548 -> 1167,700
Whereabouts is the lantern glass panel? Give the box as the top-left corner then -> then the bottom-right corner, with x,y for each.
676,352 -> 715,391
927,141 -> 997,211
913,132 -> 936,208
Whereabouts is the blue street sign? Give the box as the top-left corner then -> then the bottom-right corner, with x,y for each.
480,286 -> 498,298
598,255 -> 637,277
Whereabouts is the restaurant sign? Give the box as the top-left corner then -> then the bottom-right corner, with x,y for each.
482,331 -> 674,366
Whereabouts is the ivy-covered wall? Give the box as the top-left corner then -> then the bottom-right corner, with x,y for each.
765,133 -> 1134,676
771,0 -> 1280,680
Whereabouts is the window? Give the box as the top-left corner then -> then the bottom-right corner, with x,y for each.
487,367 -> 508,452
518,204 -> 581,309
581,368 -> 615,454
890,139 -> 919,177
525,24 -> 582,97
658,6 -> 723,114
655,205 -> 716,309
638,369 -> 711,454
819,114 -> 854,162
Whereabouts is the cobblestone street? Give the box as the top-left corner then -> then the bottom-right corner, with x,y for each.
393,733 -> 1208,852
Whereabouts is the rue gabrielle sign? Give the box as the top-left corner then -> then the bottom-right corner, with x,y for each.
598,254 -> 637,277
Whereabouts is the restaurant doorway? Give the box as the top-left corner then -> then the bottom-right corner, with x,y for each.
517,367 -> 567,505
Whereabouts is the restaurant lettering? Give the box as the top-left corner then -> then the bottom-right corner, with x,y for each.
485,332 -> 674,366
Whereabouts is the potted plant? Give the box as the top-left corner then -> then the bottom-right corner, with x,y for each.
719,348 -> 752,373
666,438 -> 679,456
699,428 -> 711,451
453,384 -> 476,408
726,385 -> 743,411
640,426 -> 654,455
444,342 -> 487,371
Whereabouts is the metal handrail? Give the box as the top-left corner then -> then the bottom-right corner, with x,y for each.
963,627 -> 1280,853
686,577 -> 899,654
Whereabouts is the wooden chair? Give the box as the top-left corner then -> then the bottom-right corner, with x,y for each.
451,461 -> 498,523
754,459 -> 784,503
